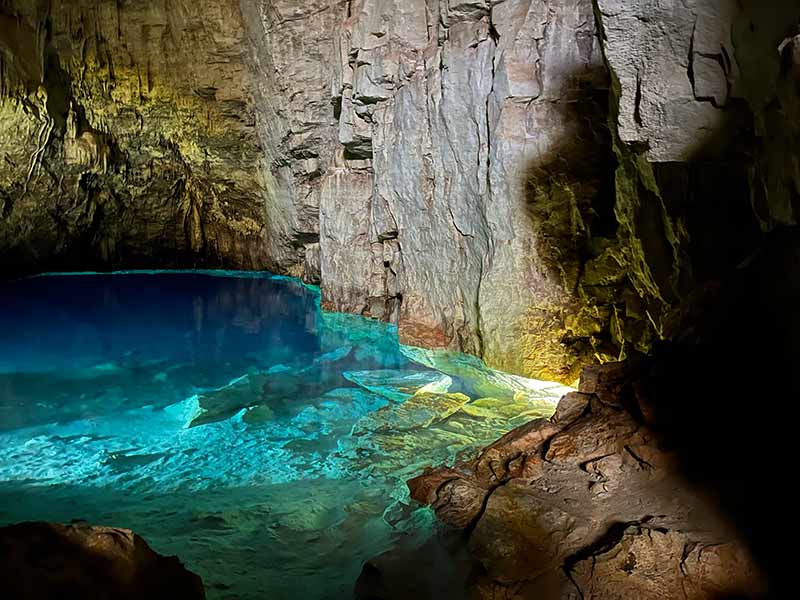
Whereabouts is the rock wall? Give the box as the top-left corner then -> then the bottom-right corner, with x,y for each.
588,0 -> 800,359
2,0 -> 799,385
319,0 -> 614,384
239,0 -> 347,282
0,0 -> 283,278
264,0 -> 800,384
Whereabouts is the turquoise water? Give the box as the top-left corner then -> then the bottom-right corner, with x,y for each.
0,271 -> 569,598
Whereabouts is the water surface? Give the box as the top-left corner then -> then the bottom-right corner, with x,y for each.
0,271 -> 568,598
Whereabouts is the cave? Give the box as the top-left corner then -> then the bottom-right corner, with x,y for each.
0,1 -> 797,599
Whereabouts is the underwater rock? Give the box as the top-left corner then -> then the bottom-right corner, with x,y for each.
340,389 -> 558,487
354,527 -> 478,600
343,370 -> 453,402
355,393 -> 468,439
317,310 -> 410,367
400,346 -> 572,402
242,404 -> 276,425
351,392 -> 470,436
191,373 -> 269,428
192,353 -> 360,427
459,397 -> 554,424
0,522 -> 205,600
407,360 -> 767,599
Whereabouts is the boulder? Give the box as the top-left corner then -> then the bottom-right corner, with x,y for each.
407,361 -> 768,599
0,522 -> 205,600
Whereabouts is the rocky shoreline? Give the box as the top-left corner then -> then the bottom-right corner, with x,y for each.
405,359 -> 766,598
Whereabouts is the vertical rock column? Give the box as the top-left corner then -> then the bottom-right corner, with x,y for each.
324,0 -> 611,384
241,0 -> 349,282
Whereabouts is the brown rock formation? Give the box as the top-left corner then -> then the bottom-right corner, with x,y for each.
0,0 -> 277,278
407,359 -> 769,599
0,521 -> 205,599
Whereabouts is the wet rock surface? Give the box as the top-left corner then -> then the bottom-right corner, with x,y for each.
319,0 -> 614,384
0,521 -> 205,599
3,0 -> 800,385
0,0 -> 278,277
402,359 -> 769,599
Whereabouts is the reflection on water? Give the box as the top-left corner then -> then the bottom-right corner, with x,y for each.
0,271 -> 569,599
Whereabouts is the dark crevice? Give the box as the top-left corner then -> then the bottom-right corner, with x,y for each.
578,453 -> 615,473
624,445 -> 653,470
687,20 -> 698,96
563,521 -> 651,575
562,522 -> 632,576
290,231 -> 320,247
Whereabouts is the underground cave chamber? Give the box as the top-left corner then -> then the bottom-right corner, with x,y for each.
1,0 -> 799,599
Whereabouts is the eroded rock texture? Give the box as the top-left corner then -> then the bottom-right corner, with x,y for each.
0,0 -> 280,277
0,521 -> 205,599
320,0 -> 614,384
406,360 -> 768,599
2,0 -> 799,384
272,0 -> 800,383
587,0 -> 800,361
240,0 -> 348,282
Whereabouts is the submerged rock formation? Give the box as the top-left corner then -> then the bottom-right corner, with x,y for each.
0,522 -> 205,599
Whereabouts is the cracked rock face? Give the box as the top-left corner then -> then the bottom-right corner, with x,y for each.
2,0 -> 800,384
0,0 -> 280,278
405,360 -> 767,599
247,0 -> 800,384
320,0 -> 614,384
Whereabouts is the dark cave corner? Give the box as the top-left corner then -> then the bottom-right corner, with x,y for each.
609,32 -> 800,594
1,1 -> 800,600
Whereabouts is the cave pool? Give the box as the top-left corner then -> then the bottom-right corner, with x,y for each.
0,271 -> 571,599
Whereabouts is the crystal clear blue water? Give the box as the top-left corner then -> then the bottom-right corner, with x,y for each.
0,271 -> 569,599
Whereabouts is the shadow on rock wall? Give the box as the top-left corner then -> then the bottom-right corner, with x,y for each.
519,49 -> 770,367
521,65 -> 618,291
592,39 -> 797,597
638,227 -> 800,596
519,64 -> 620,365
356,60 -> 790,597
625,45 -> 800,595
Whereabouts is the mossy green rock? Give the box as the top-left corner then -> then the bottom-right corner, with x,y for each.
351,392 -> 471,436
